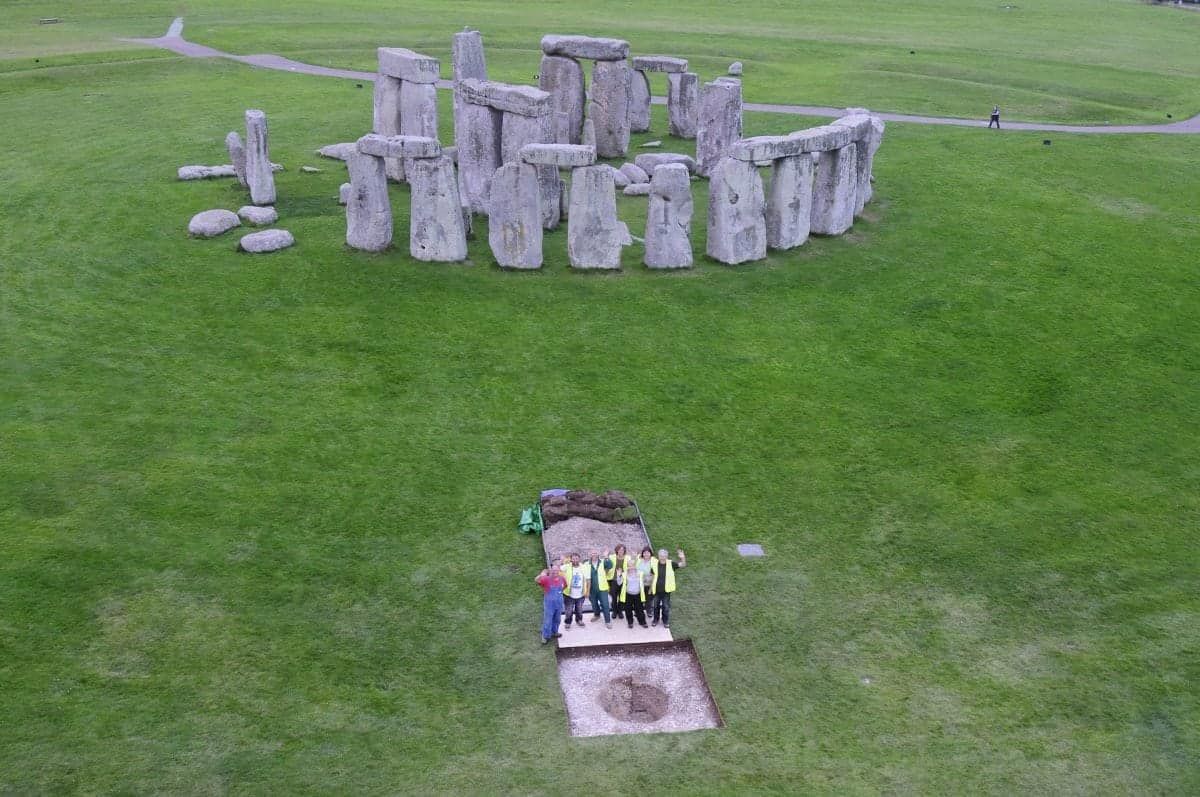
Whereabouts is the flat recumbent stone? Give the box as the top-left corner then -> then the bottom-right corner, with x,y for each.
188,209 -> 240,238
377,47 -> 440,83
540,34 -> 629,61
519,144 -> 596,168
238,228 -> 294,253
632,55 -> 688,73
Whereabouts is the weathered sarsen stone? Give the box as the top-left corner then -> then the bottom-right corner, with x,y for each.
345,150 -> 392,252
765,154 -> 813,250
635,153 -> 696,175
452,30 -> 488,182
644,163 -> 693,269
502,112 -> 560,229
632,55 -> 688,73
457,102 -> 502,215
400,81 -> 439,176
667,72 -> 699,139
810,143 -> 857,236
539,55 -> 586,144
520,144 -> 596,168
706,156 -> 766,265
695,81 -> 742,177
377,47 -> 440,83
408,154 -> 468,262
487,162 -> 543,269
838,109 -> 885,213
590,60 -> 631,159
629,69 -> 651,133
567,165 -> 628,269
188,209 -> 240,238
373,75 -> 405,181
244,109 -> 276,206
458,79 -> 550,117
225,131 -> 247,187
540,34 -> 629,61
238,228 -> 294,253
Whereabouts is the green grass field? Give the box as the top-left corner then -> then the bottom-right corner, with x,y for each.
2,2 -> 1200,793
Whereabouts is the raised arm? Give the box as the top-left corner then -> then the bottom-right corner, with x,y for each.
676,549 -> 686,568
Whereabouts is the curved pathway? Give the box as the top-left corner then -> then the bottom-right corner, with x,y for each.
125,19 -> 1200,135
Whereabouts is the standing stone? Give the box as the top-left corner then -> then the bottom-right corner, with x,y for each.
345,152 -> 392,252
645,163 -> 693,269
539,55 -> 585,145
765,154 -> 814,250
458,102 -> 502,215
244,110 -> 276,206
581,117 -> 597,149
590,60 -> 631,159
373,76 -> 405,181
629,70 -> 651,133
502,112 -> 560,229
225,131 -> 247,187
706,157 -> 766,264
452,30 -> 488,183
841,109 -> 885,213
810,143 -> 858,236
408,155 -> 468,262
487,162 -> 542,269
667,72 -> 699,139
400,81 -> 439,177
568,165 -> 627,269
728,61 -> 743,76
695,81 -> 742,178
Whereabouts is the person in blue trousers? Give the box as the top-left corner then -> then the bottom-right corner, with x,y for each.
536,558 -> 566,644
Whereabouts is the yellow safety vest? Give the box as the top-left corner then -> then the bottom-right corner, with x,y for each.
588,560 -> 609,591
649,559 -> 675,594
619,567 -> 645,602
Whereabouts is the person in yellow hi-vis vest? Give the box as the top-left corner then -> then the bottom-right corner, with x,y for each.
560,553 -> 588,630
618,553 -> 649,628
606,545 -> 630,619
586,549 -> 613,628
648,548 -> 687,628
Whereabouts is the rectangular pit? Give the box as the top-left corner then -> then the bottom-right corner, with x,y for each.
555,640 -> 724,737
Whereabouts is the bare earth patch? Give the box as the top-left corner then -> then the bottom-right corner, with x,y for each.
556,641 -> 723,737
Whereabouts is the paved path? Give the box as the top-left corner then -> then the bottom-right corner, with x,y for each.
125,19 -> 1200,135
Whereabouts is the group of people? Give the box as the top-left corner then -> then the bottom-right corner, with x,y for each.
534,545 -> 686,644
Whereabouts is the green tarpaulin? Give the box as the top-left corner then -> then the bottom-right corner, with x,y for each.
517,503 -> 544,535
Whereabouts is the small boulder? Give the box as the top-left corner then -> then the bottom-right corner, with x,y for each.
238,229 -> 295,253
188,209 -> 241,237
623,183 -> 651,196
178,164 -> 237,181
618,162 -> 650,184
238,205 -> 278,226
338,182 -> 352,205
728,61 -> 743,76
609,166 -> 630,189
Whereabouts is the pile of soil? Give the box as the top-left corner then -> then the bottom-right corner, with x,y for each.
542,517 -> 648,564
540,489 -> 635,525
599,673 -> 670,722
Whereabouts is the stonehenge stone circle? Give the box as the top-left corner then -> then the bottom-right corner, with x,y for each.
810,142 -> 858,236
225,131 -> 247,187
188,209 -> 241,238
345,149 -> 392,252
706,156 -> 766,265
238,229 -> 295,253
567,165 -> 628,269
237,205 -> 278,226
373,48 -> 441,182
539,55 -> 586,145
644,163 -> 694,269
764,154 -> 813,250
667,72 -> 699,139
629,68 -> 652,133
540,34 -> 629,61
488,162 -> 543,269
695,80 -> 742,177
408,154 -> 469,262
244,109 -> 276,206
590,59 -> 632,159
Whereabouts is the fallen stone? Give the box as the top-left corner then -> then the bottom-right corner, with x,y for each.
188,209 -> 241,238
238,228 -> 295,253
810,143 -> 857,236
345,151 -> 392,252
629,69 -> 651,133
244,109 -> 276,205
568,165 -> 627,269
457,102 -> 502,215
541,34 -> 629,62
706,157 -> 766,264
502,111 -> 560,229
458,78 -> 551,117
539,55 -> 585,144
590,60 -> 631,159
764,154 -> 813,250
610,165 -> 630,189
634,152 -> 697,176
408,154 -> 468,262
238,205 -> 278,226
619,162 -> 650,184
373,75 -> 405,181
377,47 -> 440,84
632,55 -> 688,73
728,61 -> 743,76
226,131 -> 247,187
316,142 -> 357,161
357,134 -> 441,159
666,72 -> 699,139
695,81 -> 742,177
488,162 -> 543,268
300,165 -> 322,173
640,140 -> 663,148
623,182 -> 651,196
338,182 -> 352,205
645,163 -> 693,268
520,143 -> 596,167
178,164 -> 237,180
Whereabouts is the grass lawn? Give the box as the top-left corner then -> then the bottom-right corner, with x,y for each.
2,6 -> 1200,794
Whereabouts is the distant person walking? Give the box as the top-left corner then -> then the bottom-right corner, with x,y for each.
648,548 -> 686,628
989,105 -> 1001,129
536,561 -> 566,644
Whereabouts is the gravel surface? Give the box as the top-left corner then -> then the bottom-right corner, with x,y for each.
558,646 -> 721,736
542,517 -> 648,564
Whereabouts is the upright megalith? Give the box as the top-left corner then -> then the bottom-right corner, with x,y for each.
810,142 -> 858,236
539,55 -> 586,144
400,81 -> 439,160
644,163 -> 694,269
695,80 -> 742,177
837,109 -> 885,214
631,56 -> 688,136
408,154 -> 468,262
502,111 -> 560,230
457,101 -> 502,215
452,31 -> 488,202
764,154 -> 814,250
373,76 -> 404,180
488,162 -> 543,269
374,47 -> 441,182
628,68 -> 651,133
225,131 -> 246,187
706,156 -> 766,265
567,165 -> 628,269
345,149 -> 392,252
590,59 -> 632,158
244,109 -> 276,206
667,72 -> 699,139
